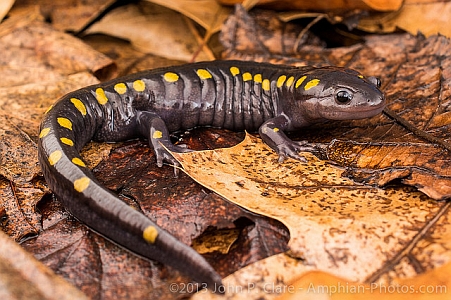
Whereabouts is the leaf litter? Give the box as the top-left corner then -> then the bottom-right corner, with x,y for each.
1,2 -> 451,300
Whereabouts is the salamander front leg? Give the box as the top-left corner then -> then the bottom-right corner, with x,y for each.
137,111 -> 192,168
258,115 -> 314,163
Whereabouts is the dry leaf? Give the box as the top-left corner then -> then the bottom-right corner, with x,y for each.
0,178 -> 39,241
193,252 -> 451,299
147,0 -> 231,33
359,0 -> 451,37
0,8 -> 115,82
217,0 -> 402,11
277,261 -> 451,300
171,134 -> 449,279
0,115 -> 40,184
0,230 -> 89,300
325,141 -> 451,200
220,5 -> 326,57
12,0 -> 115,32
0,0 -> 14,21
86,3 -> 213,62
192,253 -> 310,299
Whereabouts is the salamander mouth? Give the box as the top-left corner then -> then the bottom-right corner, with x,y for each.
321,104 -> 385,120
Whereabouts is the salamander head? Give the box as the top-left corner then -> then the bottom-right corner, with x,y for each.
293,67 -> 385,122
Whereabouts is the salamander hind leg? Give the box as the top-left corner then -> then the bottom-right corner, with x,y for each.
137,111 -> 192,169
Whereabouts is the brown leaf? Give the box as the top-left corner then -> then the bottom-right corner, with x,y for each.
0,8 -> 115,81
0,0 -> 13,21
217,0 -> 402,11
88,1 -> 227,61
0,177 -> 46,242
359,0 -> 451,38
172,134 -> 448,278
0,115 -> 40,184
277,261 -> 451,299
325,141 -> 451,200
0,178 -> 39,241
0,230 -> 89,300
146,0 -> 231,33
13,0 -> 116,32
220,6 -> 326,58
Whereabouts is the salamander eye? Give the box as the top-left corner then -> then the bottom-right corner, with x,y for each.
336,90 -> 353,104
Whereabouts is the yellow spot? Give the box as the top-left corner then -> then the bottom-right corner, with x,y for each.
164,72 -> 179,82
60,137 -> 74,146
48,150 -> 62,166
72,157 -> 86,167
70,98 -> 87,116
273,127 -> 279,132
277,75 -> 287,88
44,105 -> 53,114
133,80 -> 146,92
57,117 -> 73,130
295,76 -> 307,88
114,83 -> 127,94
304,79 -> 320,90
143,226 -> 159,243
197,69 -> 212,80
242,72 -> 252,81
262,79 -> 270,91
230,66 -> 240,76
39,128 -> 50,138
358,74 -> 364,79
254,74 -> 262,83
95,88 -> 108,105
74,177 -> 90,193
153,130 -> 163,139
286,76 -> 294,87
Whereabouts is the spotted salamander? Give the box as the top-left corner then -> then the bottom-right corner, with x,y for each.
38,60 -> 385,290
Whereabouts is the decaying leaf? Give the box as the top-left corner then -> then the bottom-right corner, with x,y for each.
277,261 -> 451,300
324,140 -> 451,200
192,253 -> 309,299
194,252 -> 451,299
220,5 -> 326,58
0,0 -> 13,22
86,3 -> 214,62
192,228 -> 241,255
0,230 -> 89,300
217,0 -> 402,12
0,10 -> 115,81
0,115 -> 40,184
146,0 -> 231,33
12,0 -> 115,32
172,134 -> 450,281
0,176 -> 46,242
359,0 -> 451,38
0,178 -> 38,241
